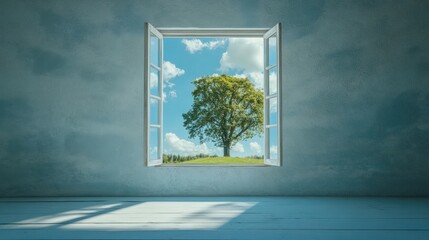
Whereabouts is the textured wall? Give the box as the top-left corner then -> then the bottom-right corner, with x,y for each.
0,0 -> 428,196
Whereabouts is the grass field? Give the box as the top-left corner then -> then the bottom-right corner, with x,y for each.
176,157 -> 264,165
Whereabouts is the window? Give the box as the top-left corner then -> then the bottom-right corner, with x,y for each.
144,23 -> 282,166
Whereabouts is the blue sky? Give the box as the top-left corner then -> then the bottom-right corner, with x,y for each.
160,37 -> 266,157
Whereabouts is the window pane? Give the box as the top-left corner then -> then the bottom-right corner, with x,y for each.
149,127 -> 159,160
269,127 -> 278,159
150,34 -> 159,67
268,34 -> 277,67
269,97 -> 277,125
150,66 -> 160,97
150,98 -> 159,125
268,67 -> 277,95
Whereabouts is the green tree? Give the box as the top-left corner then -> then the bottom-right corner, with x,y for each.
183,74 -> 263,157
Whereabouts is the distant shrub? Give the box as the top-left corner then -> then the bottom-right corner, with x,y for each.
163,153 -> 217,163
245,155 -> 264,159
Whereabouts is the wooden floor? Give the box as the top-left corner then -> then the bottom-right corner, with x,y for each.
0,197 -> 428,240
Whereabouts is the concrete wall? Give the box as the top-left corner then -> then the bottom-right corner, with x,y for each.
0,0 -> 428,196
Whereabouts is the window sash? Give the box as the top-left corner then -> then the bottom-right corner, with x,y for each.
263,23 -> 282,166
145,23 -> 163,166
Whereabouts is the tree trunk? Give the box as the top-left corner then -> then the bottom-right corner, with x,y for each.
223,146 -> 230,157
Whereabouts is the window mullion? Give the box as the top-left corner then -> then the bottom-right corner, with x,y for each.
265,64 -> 277,71
150,64 -> 161,71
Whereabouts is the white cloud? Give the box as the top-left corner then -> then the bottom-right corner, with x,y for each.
249,142 -> 262,154
150,71 -> 158,88
149,61 -> 184,89
149,61 -> 183,102
163,61 -> 185,81
220,38 -> 263,73
233,73 -> 247,79
231,142 -> 244,153
231,70 -> 275,91
269,37 -> 277,48
169,90 -> 177,98
268,71 -> 278,113
269,71 -> 277,93
231,72 -> 264,89
149,91 -> 166,104
149,146 -> 158,158
182,39 -> 204,53
269,97 -> 277,113
248,72 -> 264,89
182,39 -> 226,54
270,145 -> 278,157
220,38 -> 264,89
207,40 -> 225,50
165,132 -> 211,156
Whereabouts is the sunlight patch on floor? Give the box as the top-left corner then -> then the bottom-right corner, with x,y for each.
3,201 -> 258,230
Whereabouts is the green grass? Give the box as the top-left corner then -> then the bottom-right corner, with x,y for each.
175,157 -> 264,165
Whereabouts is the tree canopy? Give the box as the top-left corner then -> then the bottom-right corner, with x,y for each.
182,74 -> 263,156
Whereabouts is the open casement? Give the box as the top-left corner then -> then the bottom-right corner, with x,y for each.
263,23 -> 282,166
144,23 -> 163,166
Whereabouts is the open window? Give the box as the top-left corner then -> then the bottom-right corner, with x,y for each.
144,23 -> 282,166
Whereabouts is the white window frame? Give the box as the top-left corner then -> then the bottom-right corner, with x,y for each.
144,23 -> 282,166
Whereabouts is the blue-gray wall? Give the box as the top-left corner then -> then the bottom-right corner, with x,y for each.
0,0 -> 428,197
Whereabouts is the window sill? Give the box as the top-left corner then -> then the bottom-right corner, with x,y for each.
156,164 -> 271,167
